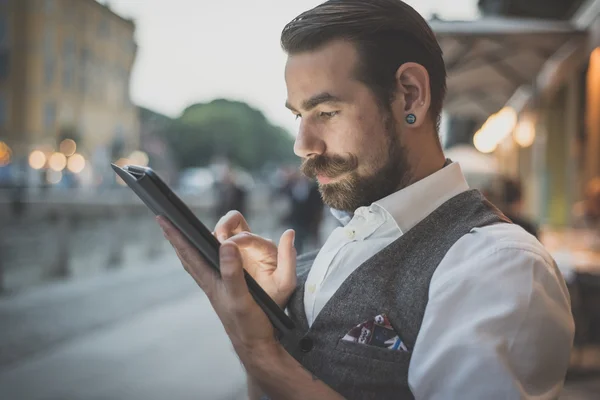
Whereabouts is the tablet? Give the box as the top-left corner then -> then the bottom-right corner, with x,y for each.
111,163 -> 296,335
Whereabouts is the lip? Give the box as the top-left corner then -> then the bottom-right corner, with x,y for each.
317,173 -> 347,185
317,175 -> 334,184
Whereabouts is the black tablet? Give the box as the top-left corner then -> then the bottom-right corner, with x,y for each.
111,163 -> 296,335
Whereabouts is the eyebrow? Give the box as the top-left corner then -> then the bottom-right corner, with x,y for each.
285,92 -> 343,113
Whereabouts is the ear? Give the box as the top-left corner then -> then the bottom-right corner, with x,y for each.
391,62 -> 431,128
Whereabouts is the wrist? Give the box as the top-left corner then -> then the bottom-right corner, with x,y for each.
240,340 -> 285,374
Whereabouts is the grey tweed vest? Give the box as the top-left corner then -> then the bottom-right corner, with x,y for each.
280,189 -> 510,399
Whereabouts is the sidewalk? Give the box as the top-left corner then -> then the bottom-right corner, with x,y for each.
0,251 -> 196,371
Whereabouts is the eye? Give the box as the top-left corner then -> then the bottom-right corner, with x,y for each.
319,111 -> 339,119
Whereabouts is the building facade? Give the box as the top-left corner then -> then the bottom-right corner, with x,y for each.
0,0 -> 138,181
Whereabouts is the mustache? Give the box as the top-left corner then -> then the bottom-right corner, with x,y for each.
300,154 -> 358,180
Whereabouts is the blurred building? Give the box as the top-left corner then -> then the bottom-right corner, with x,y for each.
433,0 -> 600,228
0,0 -> 138,185
137,106 -> 178,185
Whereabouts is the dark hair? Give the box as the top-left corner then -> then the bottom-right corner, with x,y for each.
281,0 -> 447,130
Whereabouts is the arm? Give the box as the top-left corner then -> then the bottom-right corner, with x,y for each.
409,233 -> 574,399
247,376 -> 264,400
159,217 -> 343,400
242,343 -> 345,400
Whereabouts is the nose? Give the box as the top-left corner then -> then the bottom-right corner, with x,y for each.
293,121 -> 325,159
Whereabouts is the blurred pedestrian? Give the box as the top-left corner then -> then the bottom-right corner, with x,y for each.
500,177 -> 539,238
214,165 -> 247,219
573,177 -> 600,231
281,171 -> 324,253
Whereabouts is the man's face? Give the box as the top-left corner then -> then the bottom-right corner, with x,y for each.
284,40 -> 411,212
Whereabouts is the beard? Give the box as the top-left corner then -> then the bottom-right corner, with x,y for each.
300,114 -> 412,212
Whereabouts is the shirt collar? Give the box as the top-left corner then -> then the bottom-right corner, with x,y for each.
330,208 -> 353,226
374,161 -> 469,233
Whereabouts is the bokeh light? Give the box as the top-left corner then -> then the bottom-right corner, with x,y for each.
29,150 -> 47,170
59,139 -> 77,157
49,152 -> 67,172
514,118 -> 536,148
128,151 -> 149,167
67,153 -> 86,173
47,170 -> 63,184
0,141 -> 11,166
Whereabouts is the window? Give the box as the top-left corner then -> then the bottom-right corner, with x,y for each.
44,56 -> 54,86
63,64 -> 74,89
0,50 -> 8,80
0,95 -> 7,126
63,37 -> 75,89
0,15 -> 7,47
63,37 -> 75,58
63,1 -> 75,23
44,24 -> 54,57
98,19 -> 110,38
44,102 -> 56,129
44,0 -> 54,14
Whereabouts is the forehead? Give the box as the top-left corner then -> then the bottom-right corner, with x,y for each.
284,40 -> 360,98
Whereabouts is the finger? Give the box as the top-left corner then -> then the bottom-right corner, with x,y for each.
226,231 -> 271,249
276,229 -> 297,293
157,216 -> 218,290
219,242 -> 251,301
214,211 -> 251,242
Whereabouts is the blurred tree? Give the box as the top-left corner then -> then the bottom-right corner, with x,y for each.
160,99 -> 296,171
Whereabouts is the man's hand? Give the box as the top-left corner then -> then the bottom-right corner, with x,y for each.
214,211 -> 297,308
158,215 -> 344,400
158,216 -> 281,355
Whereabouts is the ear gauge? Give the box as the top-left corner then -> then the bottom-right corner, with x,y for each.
406,114 -> 417,125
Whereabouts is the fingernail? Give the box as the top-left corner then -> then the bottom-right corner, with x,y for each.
292,231 -> 296,247
220,244 -> 237,259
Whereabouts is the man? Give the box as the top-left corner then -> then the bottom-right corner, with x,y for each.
158,1 -> 574,398
497,177 -> 539,238
280,170 -> 324,253
573,177 -> 600,231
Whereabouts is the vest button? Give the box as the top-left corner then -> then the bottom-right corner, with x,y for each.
299,336 -> 314,353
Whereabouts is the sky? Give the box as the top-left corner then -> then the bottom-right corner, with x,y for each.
102,0 -> 479,135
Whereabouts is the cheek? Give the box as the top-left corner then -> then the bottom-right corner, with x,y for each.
354,133 -> 389,174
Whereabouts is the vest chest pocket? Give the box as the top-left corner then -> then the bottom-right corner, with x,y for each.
335,338 -> 412,365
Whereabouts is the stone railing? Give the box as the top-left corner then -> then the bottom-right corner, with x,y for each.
0,186 -> 288,293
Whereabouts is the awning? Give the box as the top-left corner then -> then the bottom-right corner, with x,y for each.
430,17 -> 587,122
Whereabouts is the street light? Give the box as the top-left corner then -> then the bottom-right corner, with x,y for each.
128,150 -> 149,167
29,150 -> 47,170
48,152 -> 67,172
59,139 -> 77,157
67,153 -> 86,173
473,107 -> 517,153
0,141 -> 11,166
514,118 -> 536,148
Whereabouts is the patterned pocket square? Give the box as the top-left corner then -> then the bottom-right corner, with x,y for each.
342,313 -> 408,351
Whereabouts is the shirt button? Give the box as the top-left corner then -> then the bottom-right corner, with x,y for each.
346,229 -> 356,239
299,336 -> 314,353
307,284 -> 316,294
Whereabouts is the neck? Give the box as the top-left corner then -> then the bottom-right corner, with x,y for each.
404,134 -> 446,187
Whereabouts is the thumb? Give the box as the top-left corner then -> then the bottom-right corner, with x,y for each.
276,229 -> 297,293
219,242 -> 249,300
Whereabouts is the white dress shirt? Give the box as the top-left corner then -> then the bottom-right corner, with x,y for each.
304,162 -> 574,399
